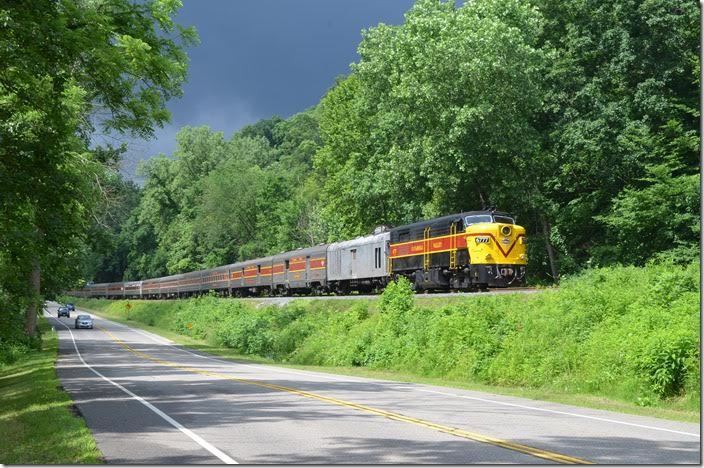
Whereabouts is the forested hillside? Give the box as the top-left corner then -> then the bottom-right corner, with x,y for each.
0,0 -> 699,361
96,0 -> 699,284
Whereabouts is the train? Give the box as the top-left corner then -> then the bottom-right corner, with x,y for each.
68,209 -> 527,299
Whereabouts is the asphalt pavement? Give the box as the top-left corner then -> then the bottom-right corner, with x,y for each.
44,303 -> 700,464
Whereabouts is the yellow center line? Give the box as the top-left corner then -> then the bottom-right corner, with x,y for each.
97,326 -> 592,464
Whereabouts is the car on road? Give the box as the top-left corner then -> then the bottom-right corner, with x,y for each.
74,314 -> 93,329
58,306 -> 70,318
66,303 -> 75,311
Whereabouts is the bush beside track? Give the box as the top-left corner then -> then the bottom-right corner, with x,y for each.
68,259 -> 700,417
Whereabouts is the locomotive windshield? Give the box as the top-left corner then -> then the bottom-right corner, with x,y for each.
493,215 -> 515,224
464,214 -> 515,226
464,215 -> 492,226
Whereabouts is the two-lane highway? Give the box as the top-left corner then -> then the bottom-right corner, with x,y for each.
44,303 -> 700,464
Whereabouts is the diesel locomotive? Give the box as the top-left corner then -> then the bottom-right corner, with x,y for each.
68,209 -> 527,299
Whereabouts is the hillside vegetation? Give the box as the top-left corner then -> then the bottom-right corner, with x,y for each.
71,259 -> 700,416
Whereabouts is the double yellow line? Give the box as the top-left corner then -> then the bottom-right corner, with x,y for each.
98,326 -> 591,464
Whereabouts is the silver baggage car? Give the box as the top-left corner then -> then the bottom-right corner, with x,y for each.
327,231 -> 389,293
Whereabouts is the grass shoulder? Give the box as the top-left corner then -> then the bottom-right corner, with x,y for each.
0,317 -> 103,464
76,301 -> 699,424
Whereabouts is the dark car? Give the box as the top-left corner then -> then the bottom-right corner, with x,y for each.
66,303 -> 75,311
58,306 -> 70,318
74,314 -> 93,329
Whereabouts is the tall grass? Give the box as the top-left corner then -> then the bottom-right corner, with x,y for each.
70,259 -> 700,412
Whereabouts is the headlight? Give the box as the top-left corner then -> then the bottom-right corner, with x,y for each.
501,226 -> 512,236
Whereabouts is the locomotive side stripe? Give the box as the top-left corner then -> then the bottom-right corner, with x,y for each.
390,233 -> 525,259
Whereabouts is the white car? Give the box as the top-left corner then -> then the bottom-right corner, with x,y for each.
74,314 -> 94,329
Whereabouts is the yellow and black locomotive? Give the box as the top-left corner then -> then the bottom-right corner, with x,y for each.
388,210 -> 526,291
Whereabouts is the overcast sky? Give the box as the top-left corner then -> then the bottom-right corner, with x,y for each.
119,0 -> 416,179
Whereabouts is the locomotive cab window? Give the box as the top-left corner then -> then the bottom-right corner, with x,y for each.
493,215 -> 515,224
398,230 -> 410,242
464,215 -> 492,226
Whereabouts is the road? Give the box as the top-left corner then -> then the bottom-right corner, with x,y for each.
45,303 -> 700,464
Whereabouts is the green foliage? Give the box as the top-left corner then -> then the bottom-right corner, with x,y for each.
378,277 -> 415,318
72,259 -> 700,412
0,0 -> 195,340
315,0 -> 546,237
120,108 -> 325,279
597,160 -> 700,265
535,0 -> 699,272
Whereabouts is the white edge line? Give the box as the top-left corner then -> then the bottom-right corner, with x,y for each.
406,388 -> 700,438
62,303 -> 700,439
45,309 -> 238,465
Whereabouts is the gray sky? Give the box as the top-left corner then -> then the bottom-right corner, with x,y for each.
120,0 -> 416,179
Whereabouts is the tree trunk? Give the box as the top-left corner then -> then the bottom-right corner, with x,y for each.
23,258 -> 41,336
541,216 -> 560,283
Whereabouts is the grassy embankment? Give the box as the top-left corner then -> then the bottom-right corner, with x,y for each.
69,259 -> 700,422
0,317 -> 103,464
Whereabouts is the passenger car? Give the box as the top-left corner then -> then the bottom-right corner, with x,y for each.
74,315 -> 93,329
58,306 -> 70,318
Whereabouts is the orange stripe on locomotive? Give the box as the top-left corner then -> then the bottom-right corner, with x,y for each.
389,232 -> 524,260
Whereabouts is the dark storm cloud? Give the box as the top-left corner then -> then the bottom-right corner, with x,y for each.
120,0 -> 416,179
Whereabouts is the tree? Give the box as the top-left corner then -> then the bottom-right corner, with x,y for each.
534,0 -> 699,271
315,0 -> 546,239
0,0 -> 196,337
